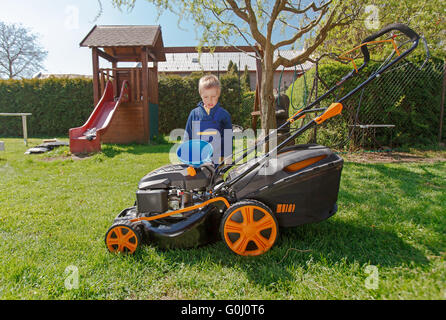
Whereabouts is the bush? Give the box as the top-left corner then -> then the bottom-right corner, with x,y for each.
0,78 -> 93,137
0,73 -> 255,139
286,56 -> 444,148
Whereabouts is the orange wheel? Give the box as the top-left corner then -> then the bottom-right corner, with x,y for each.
220,200 -> 279,256
105,223 -> 141,254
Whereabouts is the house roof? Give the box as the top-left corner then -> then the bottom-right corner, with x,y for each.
80,25 -> 162,47
157,50 -> 313,73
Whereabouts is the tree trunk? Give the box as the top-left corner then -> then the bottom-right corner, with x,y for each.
260,47 -> 277,152
8,60 -> 13,79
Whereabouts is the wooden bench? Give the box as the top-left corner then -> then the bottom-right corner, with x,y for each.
0,113 -> 32,146
349,124 -> 395,149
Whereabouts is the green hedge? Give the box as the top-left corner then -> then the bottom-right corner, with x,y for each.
287,56 -> 445,147
4,58 -> 441,147
0,74 -> 254,138
0,78 -> 94,137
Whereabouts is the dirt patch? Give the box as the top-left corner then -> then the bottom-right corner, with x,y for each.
71,153 -> 93,161
341,151 -> 446,164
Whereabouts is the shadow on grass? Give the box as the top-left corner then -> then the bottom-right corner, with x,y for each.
127,217 -> 428,289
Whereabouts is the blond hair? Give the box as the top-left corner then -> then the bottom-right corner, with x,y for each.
198,74 -> 221,94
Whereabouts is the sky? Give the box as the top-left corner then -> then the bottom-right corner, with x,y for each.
0,0 -> 209,75
0,0 -> 308,76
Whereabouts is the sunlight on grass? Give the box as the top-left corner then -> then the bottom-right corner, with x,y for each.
0,138 -> 445,299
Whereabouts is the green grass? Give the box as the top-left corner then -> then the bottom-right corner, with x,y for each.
0,138 -> 445,300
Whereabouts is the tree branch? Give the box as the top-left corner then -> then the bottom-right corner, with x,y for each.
273,3 -> 339,69
266,0 -> 287,42
204,3 -> 262,58
273,2 -> 361,69
0,22 -> 46,79
273,1 -> 332,49
283,0 -> 332,15
225,0 -> 266,47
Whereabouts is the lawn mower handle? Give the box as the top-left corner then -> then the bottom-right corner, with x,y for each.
360,23 -> 420,67
212,24 -> 422,192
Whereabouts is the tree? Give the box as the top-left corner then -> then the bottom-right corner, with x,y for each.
0,22 -> 48,79
227,59 -> 238,74
110,0 -> 362,134
242,64 -> 251,91
314,1 -> 446,61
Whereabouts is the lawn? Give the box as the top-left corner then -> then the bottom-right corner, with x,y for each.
0,137 -> 445,300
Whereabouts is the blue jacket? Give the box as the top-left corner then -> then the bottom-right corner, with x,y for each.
184,102 -> 233,162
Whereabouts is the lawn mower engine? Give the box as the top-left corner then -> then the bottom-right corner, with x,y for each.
106,163 -> 225,253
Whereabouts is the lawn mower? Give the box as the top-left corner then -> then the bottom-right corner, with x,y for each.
105,24 -> 421,256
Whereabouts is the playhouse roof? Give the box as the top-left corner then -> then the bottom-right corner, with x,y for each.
80,25 -> 166,62
80,25 -> 162,47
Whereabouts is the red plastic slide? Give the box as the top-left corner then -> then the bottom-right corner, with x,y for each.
69,81 -> 130,154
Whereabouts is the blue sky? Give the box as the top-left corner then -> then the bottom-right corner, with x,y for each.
0,0 -> 206,75
0,1 -> 306,76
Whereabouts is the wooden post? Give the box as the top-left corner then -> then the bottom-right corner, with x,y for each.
149,62 -> 159,104
92,48 -> 100,106
141,46 -> 150,143
148,61 -> 159,140
112,62 -> 118,97
136,68 -> 141,102
100,71 -> 105,96
0,113 -> 31,145
21,115 -> 28,146
130,69 -> 135,102
439,60 -> 446,144
252,84 -> 260,131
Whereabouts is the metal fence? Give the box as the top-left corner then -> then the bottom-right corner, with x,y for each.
292,58 -> 444,151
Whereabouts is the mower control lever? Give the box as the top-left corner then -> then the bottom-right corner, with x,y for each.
360,23 -> 420,67
315,103 -> 343,125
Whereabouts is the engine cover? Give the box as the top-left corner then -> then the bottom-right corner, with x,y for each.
136,189 -> 168,214
138,163 -> 214,191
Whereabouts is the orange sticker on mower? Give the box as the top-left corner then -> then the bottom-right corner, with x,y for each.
277,204 -> 296,213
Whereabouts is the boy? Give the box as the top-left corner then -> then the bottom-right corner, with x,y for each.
184,75 -> 233,165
